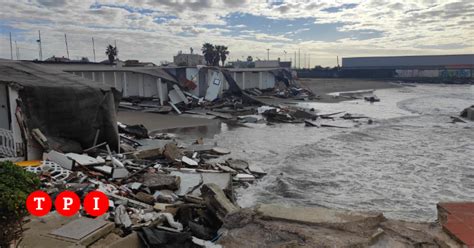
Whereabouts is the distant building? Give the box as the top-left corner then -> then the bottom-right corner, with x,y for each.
173,51 -> 205,66
341,54 -> 474,79
228,60 -> 254,68
255,60 -> 291,69
124,60 -> 156,67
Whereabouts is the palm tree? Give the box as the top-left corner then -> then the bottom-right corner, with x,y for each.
201,43 -> 215,66
213,45 -> 222,66
105,45 -> 118,64
216,45 -> 229,67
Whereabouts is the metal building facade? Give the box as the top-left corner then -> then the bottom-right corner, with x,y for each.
342,54 -> 474,69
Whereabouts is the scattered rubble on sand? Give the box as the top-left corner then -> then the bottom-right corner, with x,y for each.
19,129 -> 267,247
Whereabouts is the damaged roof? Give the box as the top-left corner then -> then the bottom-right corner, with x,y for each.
0,59 -> 114,90
32,62 -> 178,83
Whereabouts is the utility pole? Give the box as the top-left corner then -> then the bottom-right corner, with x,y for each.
37,30 -> 43,61
9,32 -> 13,60
64,34 -> 70,59
294,51 -> 296,69
308,54 -> 311,69
266,48 -> 270,61
298,48 -> 301,69
283,50 -> 287,61
92,37 -> 96,62
15,41 -> 19,60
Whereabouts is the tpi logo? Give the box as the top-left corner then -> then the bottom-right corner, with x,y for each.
26,190 -> 109,217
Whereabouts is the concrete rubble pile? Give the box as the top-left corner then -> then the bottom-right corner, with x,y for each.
19,126 -> 267,247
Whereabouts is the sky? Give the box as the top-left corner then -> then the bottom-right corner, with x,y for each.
0,0 -> 473,67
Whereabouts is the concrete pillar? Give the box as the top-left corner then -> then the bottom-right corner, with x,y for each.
157,78 -> 164,106
259,72 -> 263,89
102,72 -> 106,84
92,71 -> 96,81
81,72 -> 84,78
123,72 -> 128,96
242,72 -> 246,89
138,74 -> 144,97
113,72 -> 117,88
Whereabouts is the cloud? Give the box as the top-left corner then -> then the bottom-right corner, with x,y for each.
0,0 -> 472,67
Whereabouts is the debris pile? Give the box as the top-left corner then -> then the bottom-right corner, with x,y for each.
20,130 -> 267,247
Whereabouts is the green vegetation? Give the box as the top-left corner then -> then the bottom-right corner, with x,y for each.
201,43 -> 229,67
0,161 -> 40,247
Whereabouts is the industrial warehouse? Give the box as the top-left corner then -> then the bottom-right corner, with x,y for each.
340,54 -> 474,80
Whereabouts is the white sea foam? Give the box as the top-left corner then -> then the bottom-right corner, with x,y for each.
215,84 -> 474,221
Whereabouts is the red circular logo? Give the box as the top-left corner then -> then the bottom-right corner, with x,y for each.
55,191 -> 81,217
83,191 -> 109,217
26,190 -> 52,217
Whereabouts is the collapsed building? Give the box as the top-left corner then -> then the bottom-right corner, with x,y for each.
35,62 -> 294,102
0,60 -> 120,160
0,60 -> 298,160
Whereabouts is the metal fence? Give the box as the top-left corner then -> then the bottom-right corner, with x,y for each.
0,128 -> 16,158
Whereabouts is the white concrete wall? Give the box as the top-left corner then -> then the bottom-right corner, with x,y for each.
261,72 -> 276,89
143,74 -> 159,97
243,72 -> 259,89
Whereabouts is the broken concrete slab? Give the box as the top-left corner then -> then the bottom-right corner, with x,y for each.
182,156 -> 198,166
173,84 -> 189,104
163,143 -> 183,162
186,144 -> 216,152
133,147 -> 162,160
135,192 -> 155,205
114,205 -> 132,228
66,153 -> 104,166
43,150 -> 74,170
201,183 -> 239,221
170,171 -> 203,196
233,173 -> 255,182
216,164 -> 236,173
142,173 -> 180,191
168,89 -> 184,104
212,147 -> 231,155
49,218 -> 115,246
256,204 -> 385,235
248,164 -> 266,176
94,165 -> 113,174
201,173 -> 232,192
112,167 -> 129,179
226,159 -> 248,170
